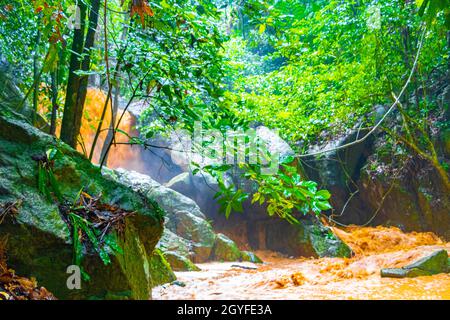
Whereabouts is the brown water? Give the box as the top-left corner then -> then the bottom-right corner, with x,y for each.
154,226 -> 450,300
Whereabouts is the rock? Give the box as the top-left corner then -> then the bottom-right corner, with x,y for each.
0,66 -> 48,130
211,234 -> 242,261
301,114 -> 450,241
165,171 -> 223,218
405,249 -> 449,274
0,108 -> 165,299
302,127 -> 374,221
254,125 -> 295,162
242,215 -> 353,258
355,156 -> 450,240
307,222 -> 353,258
156,229 -> 192,258
171,210 -> 216,261
111,169 -> 254,268
148,249 -> 176,287
381,249 -> 449,278
111,169 -> 207,220
240,251 -> 263,264
111,170 -> 215,263
171,280 -> 186,287
163,251 -> 200,271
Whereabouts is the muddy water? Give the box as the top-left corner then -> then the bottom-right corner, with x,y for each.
154,227 -> 450,300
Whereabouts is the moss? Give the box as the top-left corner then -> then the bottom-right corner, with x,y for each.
163,251 -> 201,271
308,223 -> 353,258
382,250 -> 449,278
148,249 -> 176,287
212,233 -> 242,262
240,251 -> 263,264
0,111 -> 165,299
114,222 -> 152,300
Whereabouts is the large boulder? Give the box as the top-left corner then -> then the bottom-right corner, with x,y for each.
211,234 -> 242,261
0,109 -> 165,299
302,126 -> 374,221
109,169 -> 256,270
381,249 -> 449,278
301,112 -> 450,241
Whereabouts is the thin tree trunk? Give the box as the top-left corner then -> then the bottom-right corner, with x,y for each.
73,0 -> 101,143
60,1 -> 88,147
32,17 -> 41,125
99,22 -> 129,166
50,69 -> 58,136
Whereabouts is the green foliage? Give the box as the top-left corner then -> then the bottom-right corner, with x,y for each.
221,0 -> 449,147
243,157 -> 332,224
2,0 -> 449,225
418,0 -> 450,28
36,147 -> 63,202
66,190 -> 124,282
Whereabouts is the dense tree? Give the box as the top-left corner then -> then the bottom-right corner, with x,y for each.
0,0 -> 448,222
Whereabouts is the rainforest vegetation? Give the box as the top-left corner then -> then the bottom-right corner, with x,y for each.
0,0 -> 449,300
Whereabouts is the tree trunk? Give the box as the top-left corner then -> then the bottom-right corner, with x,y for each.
50,69 -> 58,136
60,1 -> 88,147
60,0 -> 101,148
32,17 -> 41,125
73,0 -> 101,145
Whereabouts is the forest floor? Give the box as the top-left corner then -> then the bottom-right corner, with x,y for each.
153,226 -> 450,300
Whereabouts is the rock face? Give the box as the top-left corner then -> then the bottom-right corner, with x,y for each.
0,108 -> 167,299
302,103 -> 450,241
381,249 -> 449,278
199,199 -> 352,258
212,234 -> 242,261
302,127 -> 374,219
109,169 -> 259,270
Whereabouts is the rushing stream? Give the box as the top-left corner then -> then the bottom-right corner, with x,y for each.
154,226 -> 450,300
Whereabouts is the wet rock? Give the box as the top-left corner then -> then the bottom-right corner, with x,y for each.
245,216 -> 353,258
212,234 -> 242,262
171,280 -> 186,287
241,251 -> 263,264
163,251 -> 200,271
171,210 -> 216,261
381,249 -> 449,278
148,249 -> 176,287
301,113 -> 450,241
113,169 -> 254,268
355,156 -> 450,240
112,170 -> 215,263
307,222 -> 353,258
302,127 -> 374,221
0,109 -> 164,299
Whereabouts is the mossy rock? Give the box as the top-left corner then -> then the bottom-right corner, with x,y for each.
240,251 -> 263,264
163,251 -> 201,271
0,109 -> 165,299
211,233 -> 242,261
148,249 -> 176,287
381,250 -> 449,278
307,221 -> 353,258
112,170 -> 217,264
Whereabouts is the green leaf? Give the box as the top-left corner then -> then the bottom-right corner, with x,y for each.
315,189 -> 331,200
48,169 -> 63,202
316,200 -> 332,211
251,192 -> 260,204
43,44 -> 59,73
225,204 -> 232,219
259,24 -> 266,34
